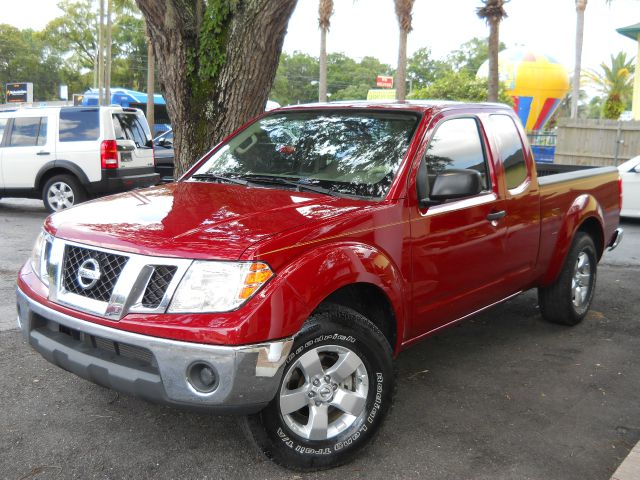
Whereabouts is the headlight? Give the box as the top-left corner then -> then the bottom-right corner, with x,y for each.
168,261 -> 274,313
30,231 -> 52,286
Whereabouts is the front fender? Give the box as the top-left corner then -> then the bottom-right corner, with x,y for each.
541,194 -> 604,285
275,241 -> 407,350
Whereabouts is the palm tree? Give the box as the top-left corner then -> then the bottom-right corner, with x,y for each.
585,52 -> 635,118
318,0 -> 334,102
571,0 -> 588,118
476,0 -> 508,103
394,0 -> 415,102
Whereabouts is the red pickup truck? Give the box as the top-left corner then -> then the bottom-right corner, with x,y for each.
17,101 -> 623,470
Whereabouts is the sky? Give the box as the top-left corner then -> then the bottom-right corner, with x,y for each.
2,0 -> 639,75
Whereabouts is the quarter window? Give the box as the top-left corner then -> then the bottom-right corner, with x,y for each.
490,114 -> 528,190
113,113 -> 151,148
59,108 -> 100,142
425,117 -> 490,191
8,116 -> 48,147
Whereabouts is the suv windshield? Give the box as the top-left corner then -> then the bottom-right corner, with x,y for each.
189,110 -> 419,199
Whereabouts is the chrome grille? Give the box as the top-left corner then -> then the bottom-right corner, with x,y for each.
62,245 -> 128,302
142,265 -> 178,308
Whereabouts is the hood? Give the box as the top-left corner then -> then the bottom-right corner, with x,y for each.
46,182 -> 361,260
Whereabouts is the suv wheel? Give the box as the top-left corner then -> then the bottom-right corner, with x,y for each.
42,175 -> 87,213
243,306 -> 395,471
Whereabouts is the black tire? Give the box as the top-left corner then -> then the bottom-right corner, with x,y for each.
538,232 -> 598,326
42,174 -> 87,213
243,306 -> 395,471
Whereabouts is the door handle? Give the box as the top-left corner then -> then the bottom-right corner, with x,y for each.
486,210 -> 506,222
36,151 -> 50,156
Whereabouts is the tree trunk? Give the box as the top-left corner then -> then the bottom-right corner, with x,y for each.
146,34 -> 155,135
105,0 -> 112,104
571,1 -> 587,119
97,0 -> 104,105
319,27 -> 328,102
487,17 -> 500,102
137,0 -> 298,179
396,30 -> 408,101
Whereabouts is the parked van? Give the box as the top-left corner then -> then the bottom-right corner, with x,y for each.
0,106 -> 160,212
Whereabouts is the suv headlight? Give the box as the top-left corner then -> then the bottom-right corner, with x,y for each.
30,231 -> 53,286
168,261 -> 274,313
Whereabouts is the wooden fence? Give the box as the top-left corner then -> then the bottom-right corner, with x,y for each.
554,118 -> 640,166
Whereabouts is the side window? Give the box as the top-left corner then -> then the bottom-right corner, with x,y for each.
0,118 -> 7,144
113,113 -> 151,148
59,108 -> 100,142
8,117 -> 48,147
425,117 -> 490,191
490,114 -> 527,190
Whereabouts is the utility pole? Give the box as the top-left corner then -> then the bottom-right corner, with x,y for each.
105,0 -> 112,105
146,25 -> 155,135
97,0 -> 104,105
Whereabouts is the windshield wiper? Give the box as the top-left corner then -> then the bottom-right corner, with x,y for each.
237,174 -> 338,197
191,173 -> 252,187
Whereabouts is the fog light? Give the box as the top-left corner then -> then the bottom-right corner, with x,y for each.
187,362 -> 218,393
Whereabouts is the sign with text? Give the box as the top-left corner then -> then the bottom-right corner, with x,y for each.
5,82 -> 33,103
376,75 -> 394,89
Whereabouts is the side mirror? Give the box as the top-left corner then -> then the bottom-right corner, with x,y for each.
159,138 -> 173,148
428,169 -> 483,202
634,164 -> 640,173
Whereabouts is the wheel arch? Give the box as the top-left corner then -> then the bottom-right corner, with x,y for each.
35,161 -> 91,192
541,193 -> 605,285
270,241 -> 407,355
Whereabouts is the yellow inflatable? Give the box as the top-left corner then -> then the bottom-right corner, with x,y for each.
478,48 -> 570,131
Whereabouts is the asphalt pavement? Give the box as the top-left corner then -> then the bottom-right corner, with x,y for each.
1,197 -> 639,479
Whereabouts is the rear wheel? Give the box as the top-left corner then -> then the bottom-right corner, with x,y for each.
42,174 -> 87,213
243,306 -> 394,471
538,232 -> 598,326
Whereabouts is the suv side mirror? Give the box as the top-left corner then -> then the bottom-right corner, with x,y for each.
428,169 -> 483,202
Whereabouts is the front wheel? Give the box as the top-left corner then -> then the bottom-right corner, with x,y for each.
244,306 -> 395,471
538,232 -> 598,326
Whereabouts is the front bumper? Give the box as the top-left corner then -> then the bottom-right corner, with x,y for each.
17,286 -> 292,413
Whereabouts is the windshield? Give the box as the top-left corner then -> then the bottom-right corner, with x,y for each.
189,110 -> 420,199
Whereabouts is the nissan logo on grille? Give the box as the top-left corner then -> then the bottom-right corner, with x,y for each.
77,258 -> 101,289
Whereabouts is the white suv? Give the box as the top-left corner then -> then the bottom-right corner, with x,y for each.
0,106 -> 159,212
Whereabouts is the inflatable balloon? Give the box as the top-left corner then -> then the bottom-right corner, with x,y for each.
478,48 -> 570,131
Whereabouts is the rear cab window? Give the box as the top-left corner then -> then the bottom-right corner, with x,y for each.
59,108 -> 100,142
7,116 -> 48,147
489,114 -> 528,190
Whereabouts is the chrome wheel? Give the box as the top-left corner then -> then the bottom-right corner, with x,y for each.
571,251 -> 592,309
47,181 -> 75,211
279,345 -> 369,441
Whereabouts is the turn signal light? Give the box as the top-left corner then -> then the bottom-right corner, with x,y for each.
239,262 -> 273,299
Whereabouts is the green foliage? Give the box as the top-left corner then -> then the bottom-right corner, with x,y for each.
446,37 -> 505,75
409,70 -> 512,105
0,24 -> 71,101
270,52 -> 392,105
407,48 -> 451,89
585,51 -> 635,114
192,1 -> 238,83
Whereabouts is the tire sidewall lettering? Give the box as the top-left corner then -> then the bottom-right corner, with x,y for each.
278,333 -> 386,457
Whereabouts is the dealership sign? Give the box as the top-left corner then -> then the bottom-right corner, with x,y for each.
5,82 -> 33,103
376,75 -> 394,88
